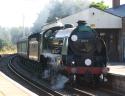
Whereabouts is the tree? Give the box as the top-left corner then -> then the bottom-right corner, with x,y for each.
89,1 -> 109,10
10,27 -> 23,44
0,39 -> 4,49
10,27 -> 31,44
0,26 -> 11,42
0,39 -> 10,49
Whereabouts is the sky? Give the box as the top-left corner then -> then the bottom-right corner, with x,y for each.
0,0 -> 125,28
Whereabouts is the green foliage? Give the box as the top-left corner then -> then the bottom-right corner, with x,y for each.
0,26 -> 31,53
0,39 -> 11,50
10,27 -> 23,44
89,1 -> 109,10
0,35 -> 17,53
0,27 -> 10,42
0,39 -> 4,49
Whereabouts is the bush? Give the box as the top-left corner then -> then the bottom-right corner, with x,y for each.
0,39 -> 16,54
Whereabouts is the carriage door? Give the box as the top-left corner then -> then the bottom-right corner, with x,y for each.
29,38 -> 39,61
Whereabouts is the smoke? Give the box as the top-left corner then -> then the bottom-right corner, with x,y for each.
48,0 -> 91,19
51,74 -> 69,90
31,8 -> 50,33
32,0 -> 91,33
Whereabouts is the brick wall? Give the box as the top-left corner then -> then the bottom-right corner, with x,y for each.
113,0 -> 120,8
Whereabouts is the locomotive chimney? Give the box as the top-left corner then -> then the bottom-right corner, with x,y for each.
112,0 -> 120,8
77,20 -> 86,26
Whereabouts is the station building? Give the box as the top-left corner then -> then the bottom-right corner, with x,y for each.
43,0 -> 125,62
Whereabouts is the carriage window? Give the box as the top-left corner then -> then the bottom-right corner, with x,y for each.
44,30 -> 52,38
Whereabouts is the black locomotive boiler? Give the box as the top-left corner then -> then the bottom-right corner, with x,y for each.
17,20 -> 109,84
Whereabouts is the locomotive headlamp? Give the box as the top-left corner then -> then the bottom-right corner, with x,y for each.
72,61 -> 75,65
85,59 -> 92,66
71,35 -> 78,41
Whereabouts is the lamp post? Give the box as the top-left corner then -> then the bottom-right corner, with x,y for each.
22,14 -> 25,38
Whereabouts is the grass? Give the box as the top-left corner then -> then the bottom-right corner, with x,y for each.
0,46 -> 17,55
0,50 -> 17,54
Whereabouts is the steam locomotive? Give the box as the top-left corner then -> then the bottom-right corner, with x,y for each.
17,20 -> 109,84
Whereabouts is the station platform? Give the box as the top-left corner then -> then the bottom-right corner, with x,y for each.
108,63 -> 125,76
0,71 -> 38,96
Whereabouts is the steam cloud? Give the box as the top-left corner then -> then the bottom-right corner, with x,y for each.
32,0 -> 91,33
51,74 -> 69,90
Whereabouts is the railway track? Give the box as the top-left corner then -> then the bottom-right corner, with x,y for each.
70,81 -> 125,96
8,56 -> 64,96
8,55 -> 94,96
7,55 -> 125,96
